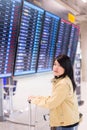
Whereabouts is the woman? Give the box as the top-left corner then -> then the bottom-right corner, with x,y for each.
28,54 -> 80,130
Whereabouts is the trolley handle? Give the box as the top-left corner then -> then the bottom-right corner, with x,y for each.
28,99 -> 31,104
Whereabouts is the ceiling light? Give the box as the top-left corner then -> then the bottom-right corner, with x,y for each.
81,0 -> 87,3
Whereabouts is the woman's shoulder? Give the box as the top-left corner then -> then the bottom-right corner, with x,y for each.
59,76 -> 71,83
64,76 -> 72,83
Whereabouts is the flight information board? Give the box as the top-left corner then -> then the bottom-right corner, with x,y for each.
55,19 -> 72,57
0,0 -> 21,78
61,20 -> 72,54
67,24 -> 79,64
37,12 -> 60,72
0,0 -> 79,77
14,1 -> 44,76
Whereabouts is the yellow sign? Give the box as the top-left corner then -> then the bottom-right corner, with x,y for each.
68,13 -> 75,23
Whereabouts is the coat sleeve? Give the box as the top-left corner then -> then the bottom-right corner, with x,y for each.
31,81 -> 70,109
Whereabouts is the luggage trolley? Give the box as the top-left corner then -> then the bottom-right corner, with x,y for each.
28,100 -> 50,130
3,77 -> 17,116
28,100 -> 37,130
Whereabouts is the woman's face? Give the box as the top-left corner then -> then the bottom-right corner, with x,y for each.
53,60 -> 65,77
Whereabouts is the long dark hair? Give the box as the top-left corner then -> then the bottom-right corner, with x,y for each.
55,54 -> 76,91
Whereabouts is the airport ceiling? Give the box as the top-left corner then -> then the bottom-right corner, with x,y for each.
55,0 -> 87,24
29,0 -> 87,24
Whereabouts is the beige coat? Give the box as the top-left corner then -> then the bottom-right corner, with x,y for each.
31,76 -> 80,127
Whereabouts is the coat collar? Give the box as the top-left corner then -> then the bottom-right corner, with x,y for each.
51,77 -> 62,83
51,75 -> 68,83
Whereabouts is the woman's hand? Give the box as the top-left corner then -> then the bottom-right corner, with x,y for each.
28,96 -> 36,103
28,96 -> 36,100
28,96 -> 41,103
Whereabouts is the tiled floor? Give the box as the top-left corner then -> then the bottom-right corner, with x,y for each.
0,72 -> 87,130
